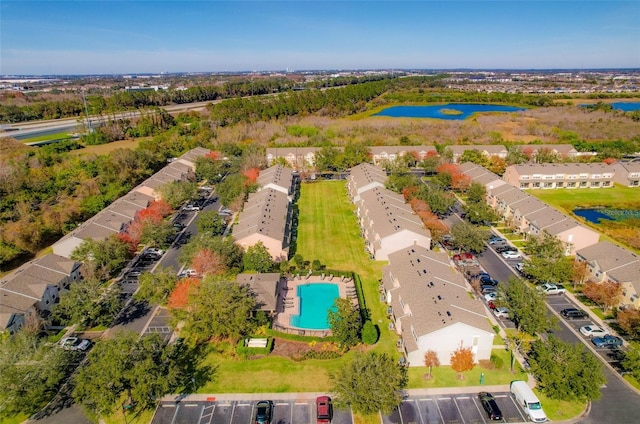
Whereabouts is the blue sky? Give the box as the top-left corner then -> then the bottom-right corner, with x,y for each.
1,1 -> 639,75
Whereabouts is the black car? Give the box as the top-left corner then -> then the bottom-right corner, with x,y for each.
478,392 -> 503,421
254,400 -> 273,424
561,308 -> 587,320
495,245 -> 516,253
480,275 -> 499,286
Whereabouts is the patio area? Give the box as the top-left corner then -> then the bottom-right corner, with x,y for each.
273,273 -> 359,337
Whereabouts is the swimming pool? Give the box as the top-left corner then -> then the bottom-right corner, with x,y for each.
290,283 -> 339,330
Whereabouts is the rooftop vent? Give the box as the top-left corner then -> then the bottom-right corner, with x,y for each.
446,311 -> 452,317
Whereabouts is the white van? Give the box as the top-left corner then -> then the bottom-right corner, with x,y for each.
510,380 -> 547,422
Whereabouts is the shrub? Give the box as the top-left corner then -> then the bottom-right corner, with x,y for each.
490,353 -> 504,369
361,320 -> 379,345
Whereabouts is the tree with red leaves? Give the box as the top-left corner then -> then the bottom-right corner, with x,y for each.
206,151 -> 221,161
242,168 -> 260,184
450,342 -> 475,379
168,278 -> 200,309
191,248 -> 226,276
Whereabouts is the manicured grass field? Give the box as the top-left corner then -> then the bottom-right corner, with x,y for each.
528,185 -> 640,213
200,181 -> 392,394
199,179 -> 566,423
406,349 -> 528,388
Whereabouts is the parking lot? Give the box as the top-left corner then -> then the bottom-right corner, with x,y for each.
152,398 -> 354,424
150,391 -> 531,424
545,294 -> 627,372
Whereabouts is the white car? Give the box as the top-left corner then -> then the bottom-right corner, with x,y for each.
501,251 -> 521,260
580,324 -> 607,338
183,204 -> 201,212
178,268 -> 198,278
60,337 -> 90,351
538,283 -> 566,295
493,307 -> 509,319
145,247 -> 164,256
484,292 -> 498,302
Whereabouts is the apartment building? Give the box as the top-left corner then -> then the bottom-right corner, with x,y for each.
503,163 -> 615,189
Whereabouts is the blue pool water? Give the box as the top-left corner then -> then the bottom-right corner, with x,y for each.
373,103 -> 526,120
290,283 -> 339,330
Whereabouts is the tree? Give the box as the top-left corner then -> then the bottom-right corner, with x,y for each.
465,182 -> 486,204
191,248 -> 227,276
157,180 -> 198,209
0,332 -> 77,418
196,210 -> 227,236
216,173 -> 248,207
328,297 -> 362,348
178,280 -> 256,346
582,281 -> 623,312
135,267 -> 178,305
450,342 -> 475,379
528,335 -> 605,401
571,260 -> 590,290
617,309 -> 640,339
329,352 -> 407,415
459,149 -> 489,167
179,234 -> 244,273
73,332 -> 191,418
621,342 -> 640,382
139,219 -> 175,248
71,235 -> 132,280
53,277 -> 122,327
501,276 -> 556,335
451,221 -> 489,253
423,350 -> 440,379
243,241 -> 274,273
361,320 -> 378,345
462,202 -> 499,225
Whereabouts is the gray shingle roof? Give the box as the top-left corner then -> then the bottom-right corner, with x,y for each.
383,246 -> 492,340
236,273 -> 281,312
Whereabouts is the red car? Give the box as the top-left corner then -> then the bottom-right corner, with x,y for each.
316,396 -> 333,423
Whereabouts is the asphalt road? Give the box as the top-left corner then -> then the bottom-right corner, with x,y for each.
443,205 -> 640,423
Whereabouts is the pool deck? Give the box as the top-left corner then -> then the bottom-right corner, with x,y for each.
273,274 -> 358,337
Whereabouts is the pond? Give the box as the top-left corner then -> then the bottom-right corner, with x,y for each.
573,207 -> 640,224
581,102 -> 640,112
373,103 -> 526,120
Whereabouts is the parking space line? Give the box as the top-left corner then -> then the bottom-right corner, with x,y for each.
471,397 -> 487,424
415,399 -> 425,424
435,398 -> 446,424
453,397 -> 467,424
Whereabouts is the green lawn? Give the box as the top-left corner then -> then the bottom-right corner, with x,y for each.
528,185 -> 640,213
407,349 -> 528,388
21,132 -> 74,143
199,181 -> 392,394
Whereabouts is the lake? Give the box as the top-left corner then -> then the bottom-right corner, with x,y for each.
374,103 -> 526,120
610,102 -> 640,112
574,207 -> 640,224
581,102 -> 640,112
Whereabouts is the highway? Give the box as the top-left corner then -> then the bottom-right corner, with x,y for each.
1,100 -> 216,140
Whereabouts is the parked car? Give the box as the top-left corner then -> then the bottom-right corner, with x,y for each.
478,392 -> 503,421
183,204 -> 201,212
561,308 -> 587,320
254,400 -> 273,424
537,283 -> 566,295
172,222 -> 186,230
484,292 -> 498,302
495,245 -> 516,253
493,307 -> 509,319
481,285 -> 497,295
489,237 -> 505,245
514,262 -> 525,273
501,251 -> 521,259
126,270 -> 142,278
591,335 -> 623,348
60,337 -> 90,351
178,268 -> 198,278
580,324 -> 607,338
480,275 -> 499,286
145,247 -> 164,256
316,396 -> 333,424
